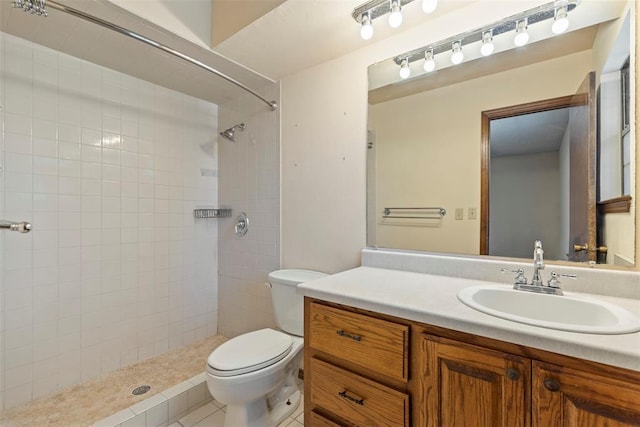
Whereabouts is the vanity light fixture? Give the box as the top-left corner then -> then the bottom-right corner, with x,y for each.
399,58 -> 411,79
552,6 -> 569,34
360,13 -> 374,40
514,18 -> 530,46
351,0 -> 419,40
451,41 -> 464,65
480,30 -> 495,56
423,50 -> 436,72
422,0 -> 438,14
390,0 -> 578,73
388,0 -> 403,28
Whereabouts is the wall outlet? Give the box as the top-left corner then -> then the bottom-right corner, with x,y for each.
455,208 -> 464,220
468,207 -> 477,220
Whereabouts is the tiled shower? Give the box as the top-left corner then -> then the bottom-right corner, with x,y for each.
217,89 -> 281,339
0,32 -> 229,410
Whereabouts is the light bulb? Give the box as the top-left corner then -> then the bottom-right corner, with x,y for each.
514,19 -> 529,47
451,41 -> 464,65
423,50 -> 435,73
552,7 -> 569,34
360,14 -> 374,40
480,31 -> 494,56
422,0 -> 437,13
388,0 -> 403,28
399,59 -> 411,79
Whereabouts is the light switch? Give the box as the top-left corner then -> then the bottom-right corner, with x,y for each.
468,207 -> 477,220
455,208 -> 463,220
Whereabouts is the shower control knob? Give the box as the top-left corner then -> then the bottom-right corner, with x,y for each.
234,212 -> 249,237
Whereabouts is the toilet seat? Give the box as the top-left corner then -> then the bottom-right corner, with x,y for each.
208,328 -> 293,377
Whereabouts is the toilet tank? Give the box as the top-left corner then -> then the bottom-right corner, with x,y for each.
268,269 -> 328,337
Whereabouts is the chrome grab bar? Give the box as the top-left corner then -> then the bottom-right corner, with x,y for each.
0,220 -> 32,233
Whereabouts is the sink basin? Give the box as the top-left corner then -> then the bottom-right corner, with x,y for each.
457,285 -> 640,334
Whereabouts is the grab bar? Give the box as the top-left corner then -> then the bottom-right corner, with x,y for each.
383,207 -> 446,219
0,220 -> 32,233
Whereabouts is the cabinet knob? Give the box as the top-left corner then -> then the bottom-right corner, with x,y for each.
543,378 -> 560,392
506,368 -> 520,381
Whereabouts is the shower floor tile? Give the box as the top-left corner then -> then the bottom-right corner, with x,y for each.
0,335 -> 227,427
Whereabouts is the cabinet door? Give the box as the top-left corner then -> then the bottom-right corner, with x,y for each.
533,361 -> 640,426
418,334 -> 530,427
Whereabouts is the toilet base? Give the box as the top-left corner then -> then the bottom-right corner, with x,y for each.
223,389 -> 300,427
270,389 -> 301,426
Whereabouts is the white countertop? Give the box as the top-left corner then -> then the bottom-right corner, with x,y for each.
298,266 -> 640,372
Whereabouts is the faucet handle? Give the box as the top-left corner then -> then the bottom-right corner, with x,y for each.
500,268 -> 527,284
547,271 -> 577,288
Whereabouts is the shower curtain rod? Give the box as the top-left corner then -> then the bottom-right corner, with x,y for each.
44,0 -> 278,111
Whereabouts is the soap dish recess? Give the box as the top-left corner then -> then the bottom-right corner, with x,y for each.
193,208 -> 232,219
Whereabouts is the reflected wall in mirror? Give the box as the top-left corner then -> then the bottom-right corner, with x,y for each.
367,0 -> 635,267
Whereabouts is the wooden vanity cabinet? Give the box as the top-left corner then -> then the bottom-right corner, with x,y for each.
305,300 -> 410,426
304,298 -> 640,427
533,361 -> 640,426
417,334 -> 531,427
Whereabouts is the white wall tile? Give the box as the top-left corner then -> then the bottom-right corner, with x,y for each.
1,34 -> 219,410
3,112 -> 31,135
4,172 -> 33,193
82,145 -> 102,163
33,155 -> 58,175
4,152 -> 33,173
4,132 -> 32,155
58,159 -> 82,177
217,88 -> 280,337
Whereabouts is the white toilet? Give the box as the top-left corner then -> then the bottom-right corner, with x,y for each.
206,269 -> 327,427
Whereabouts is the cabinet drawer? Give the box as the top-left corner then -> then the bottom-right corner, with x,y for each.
309,302 -> 408,381
309,358 -> 409,427
309,411 -> 342,427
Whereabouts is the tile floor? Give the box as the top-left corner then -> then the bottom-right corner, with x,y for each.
172,386 -> 304,427
168,380 -> 304,427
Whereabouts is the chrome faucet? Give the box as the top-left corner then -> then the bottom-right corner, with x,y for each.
501,240 -> 576,296
531,240 -> 545,286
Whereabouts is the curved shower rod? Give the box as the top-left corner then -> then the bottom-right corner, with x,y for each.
42,0 -> 278,111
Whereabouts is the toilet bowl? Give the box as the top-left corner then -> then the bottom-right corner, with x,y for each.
206,269 -> 327,427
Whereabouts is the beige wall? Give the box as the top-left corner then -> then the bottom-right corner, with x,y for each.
596,2 -> 636,265
369,51 -> 591,255
281,53 -> 369,273
281,1 -> 638,273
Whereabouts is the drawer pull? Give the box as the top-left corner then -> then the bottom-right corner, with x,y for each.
338,390 -> 365,406
336,330 -> 362,342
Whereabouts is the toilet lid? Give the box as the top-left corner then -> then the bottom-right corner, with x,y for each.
207,329 -> 293,377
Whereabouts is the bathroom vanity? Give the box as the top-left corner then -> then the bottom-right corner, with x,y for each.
300,265 -> 640,426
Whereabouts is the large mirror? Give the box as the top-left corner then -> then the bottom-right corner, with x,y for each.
367,0 -> 635,267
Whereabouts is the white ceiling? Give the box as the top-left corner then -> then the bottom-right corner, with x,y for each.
490,109 -> 570,157
213,0 -> 475,81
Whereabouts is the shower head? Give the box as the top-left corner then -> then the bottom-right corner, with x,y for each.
219,123 -> 245,142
